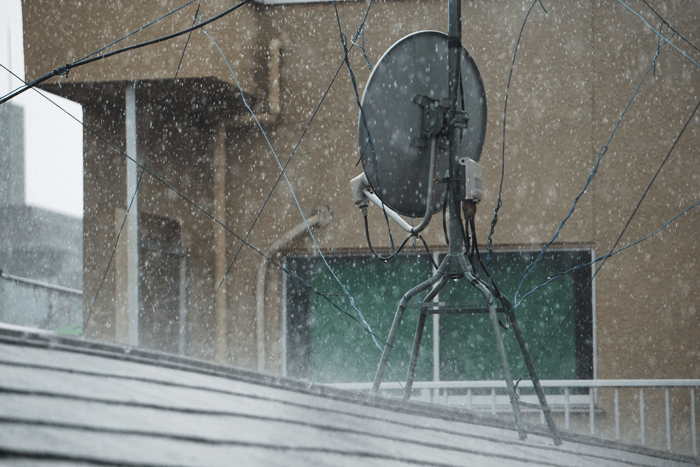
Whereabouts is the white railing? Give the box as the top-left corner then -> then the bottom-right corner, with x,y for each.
328,379 -> 700,456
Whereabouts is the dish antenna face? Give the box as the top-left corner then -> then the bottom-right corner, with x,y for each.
358,30 -> 487,218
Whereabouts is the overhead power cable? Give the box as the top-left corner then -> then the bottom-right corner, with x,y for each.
514,196 -> 700,384
0,0 -> 252,105
195,18 -> 390,357
333,0 -> 415,311
640,0 -> 700,55
513,92 -> 700,382
485,0 -> 548,287
186,57 -> 353,348
594,96 -> 700,279
76,0 -> 197,64
332,0 -> 402,268
186,3 -> 377,349
0,0 -> 197,104
617,0 -> 700,69
513,31 -> 673,305
485,1 -> 697,381
331,0 -> 415,364
4,59 -> 380,344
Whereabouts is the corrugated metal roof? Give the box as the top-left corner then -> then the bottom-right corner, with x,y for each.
0,324 -> 695,466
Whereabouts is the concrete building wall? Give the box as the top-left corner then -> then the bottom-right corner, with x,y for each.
21,0 -> 262,94
0,101 -> 82,332
0,103 -> 25,205
0,206 -> 83,330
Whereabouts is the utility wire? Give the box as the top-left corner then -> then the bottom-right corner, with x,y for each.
513,32 -> 672,306
474,1 -> 699,382
187,3 -> 376,350
187,58 -> 351,347
0,72 -> 266,282
594,96 -> 700,279
487,4 -> 691,379
332,0 -> 411,300
523,199 -> 700,313
617,0 -> 700,69
640,0 -> 700,55
332,0 -> 401,266
514,198 -> 700,383
4,59 -> 381,344
331,0 -> 413,366
514,93 -> 700,382
194,26 -> 391,351
0,0 -> 197,103
0,0 -> 253,105
198,5 -> 408,380
84,0 -> 204,333
189,8 -> 386,354
485,0 -> 547,287
75,0 -> 197,64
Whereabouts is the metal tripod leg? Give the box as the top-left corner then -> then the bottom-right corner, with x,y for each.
471,275 -> 527,440
403,275 -> 449,400
372,273 -> 442,394
503,297 -> 563,446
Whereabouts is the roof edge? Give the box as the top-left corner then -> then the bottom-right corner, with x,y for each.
0,323 -> 695,464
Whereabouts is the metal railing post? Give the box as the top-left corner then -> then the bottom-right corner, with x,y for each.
615,388 -> 620,441
666,388 -> 672,450
564,388 -> 570,430
692,387 -> 697,457
640,387 -> 645,446
590,388 -> 595,435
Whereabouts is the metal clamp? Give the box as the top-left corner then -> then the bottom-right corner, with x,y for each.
411,94 -> 450,148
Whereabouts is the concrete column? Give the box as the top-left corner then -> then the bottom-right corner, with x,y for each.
125,81 -> 139,346
213,124 -> 227,362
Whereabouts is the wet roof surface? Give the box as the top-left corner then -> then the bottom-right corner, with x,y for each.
0,324 -> 695,467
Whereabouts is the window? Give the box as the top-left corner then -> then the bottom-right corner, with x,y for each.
437,250 -> 593,382
285,254 -> 433,383
285,249 -> 593,384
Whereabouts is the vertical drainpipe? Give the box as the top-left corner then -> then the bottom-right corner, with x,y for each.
227,39 -> 282,126
213,123 -> 228,363
267,39 -> 282,116
211,39 -> 283,364
125,81 -> 139,346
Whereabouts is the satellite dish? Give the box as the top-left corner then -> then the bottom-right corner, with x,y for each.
358,30 -> 487,218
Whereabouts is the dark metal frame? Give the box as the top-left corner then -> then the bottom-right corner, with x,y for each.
370,0 -> 562,445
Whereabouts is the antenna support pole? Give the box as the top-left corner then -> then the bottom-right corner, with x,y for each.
367,1 -> 561,446
447,0 -> 463,206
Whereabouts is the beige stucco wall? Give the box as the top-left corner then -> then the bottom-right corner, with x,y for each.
21,0 -> 699,453
591,1 -> 700,381
22,0 -> 261,93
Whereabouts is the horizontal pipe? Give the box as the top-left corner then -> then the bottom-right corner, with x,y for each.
224,39 -> 282,127
363,190 -> 414,233
0,271 -> 82,296
256,206 -> 332,371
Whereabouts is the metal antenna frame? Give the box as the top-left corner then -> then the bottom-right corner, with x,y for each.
369,0 -> 562,445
